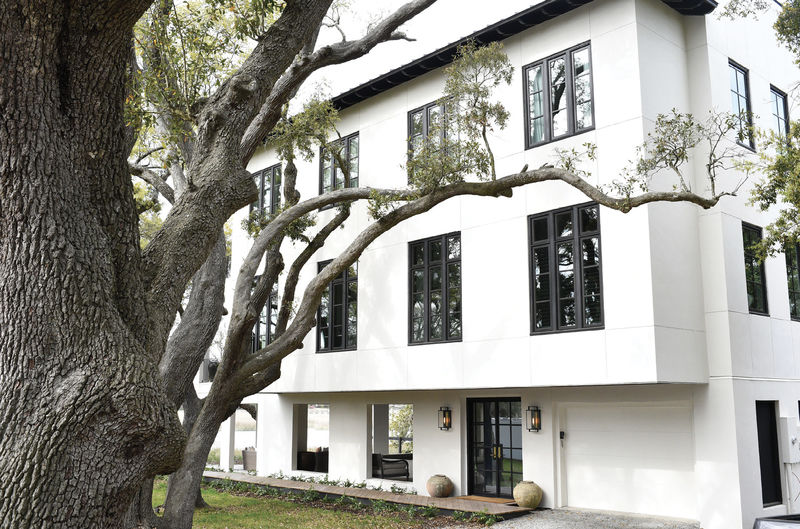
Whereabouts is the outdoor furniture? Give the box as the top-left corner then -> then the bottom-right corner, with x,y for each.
296,449 -> 329,473
371,453 -> 411,480
242,447 -> 257,471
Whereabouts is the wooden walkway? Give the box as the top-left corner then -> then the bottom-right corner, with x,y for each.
202,471 -> 532,517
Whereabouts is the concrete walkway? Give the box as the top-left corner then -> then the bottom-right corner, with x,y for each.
487,508 -> 701,529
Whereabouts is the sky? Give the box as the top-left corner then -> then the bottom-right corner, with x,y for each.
305,0 -> 537,100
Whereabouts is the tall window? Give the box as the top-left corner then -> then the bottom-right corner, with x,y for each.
770,86 -> 789,138
755,401 -> 783,506
524,43 -> 593,148
252,163 -> 282,214
320,133 -> 359,194
317,261 -> 358,352
530,203 -> 602,333
730,61 -> 754,149
742,223 -> 768,314
252,288 -> 278,352
408,100 -> 453,158
409,233 -> 462,344
786,243 -> 800,320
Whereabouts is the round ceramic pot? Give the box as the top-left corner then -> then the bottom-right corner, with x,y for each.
426,474 -> 454,498
512,480 -> 543,509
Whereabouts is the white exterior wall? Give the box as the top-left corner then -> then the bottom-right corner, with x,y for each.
199,1 -> 800,528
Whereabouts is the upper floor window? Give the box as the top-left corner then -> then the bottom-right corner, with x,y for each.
252,163 -> 282,214
786,243 -> 800,320
530,203 -> 602,333
252,286 -> 278,352
320,133 -> 359,194
524,43 -> 593,149
729,61 -> 755,149
408,100 -> 453,158
317,261 -> 358,352
742,223 -> 768,314
409,233 -> 462,344
770,86 -> 789,138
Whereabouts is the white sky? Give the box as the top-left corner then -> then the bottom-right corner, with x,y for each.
306,0 -> 537,99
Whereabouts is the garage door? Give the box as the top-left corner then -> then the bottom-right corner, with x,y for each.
563,404 -> 697,519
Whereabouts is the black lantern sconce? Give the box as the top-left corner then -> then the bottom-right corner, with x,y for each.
438,407 -> 452,430
526,405 -> 542,432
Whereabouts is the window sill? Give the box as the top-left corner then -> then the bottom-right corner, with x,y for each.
736,140 -> 757,153
530,325 -> 604,336
316,347 -> 357,354
525,126 -> 595,151
749,310 -> 770,317
408,338 -> 463,346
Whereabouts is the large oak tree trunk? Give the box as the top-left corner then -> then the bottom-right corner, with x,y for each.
0,3 -> 184,527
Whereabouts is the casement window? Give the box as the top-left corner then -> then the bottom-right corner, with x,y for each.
770,86 -> 790,138
756,401 -> 783,506
320,133 -> 359,194
529,203 -> 602,333
786,243 -> 800,320
742,223 -> 768,315
409,233 -> 462,344
408,100 -> 453,159
317,261 -> 358,352
252,287 -> 278,353
251,163 -> 282,214
523,43 -> 594,149
730,61 -> 755,149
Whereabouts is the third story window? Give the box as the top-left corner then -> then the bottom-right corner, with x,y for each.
530,203 -> 603,333
252,163 -> 282,214
408,100 -> 453,159
524,43 -> 593,148
320,133 -> 359,194
317,261 -> 358,352
730,61 -> 755,149
787,243 -> 800,320
742,223 -> 768,314
409,233 -> 462,344
770,86 -> 789,138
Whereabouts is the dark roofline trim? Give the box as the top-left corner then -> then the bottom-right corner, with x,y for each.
330,0 -> 716,111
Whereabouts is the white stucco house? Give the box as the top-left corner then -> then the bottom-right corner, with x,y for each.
198,1 -> 800,528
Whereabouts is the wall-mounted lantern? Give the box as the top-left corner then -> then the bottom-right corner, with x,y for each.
438,407 -> 452,430
526,405 -> 542,432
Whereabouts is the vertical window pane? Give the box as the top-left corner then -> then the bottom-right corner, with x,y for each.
742,225 -> 768,314
528,64 -> 545,144
410,234 -> 461,344
447,236 -> 461,260
573,47 -> 592,130
580,206 -> 599,233
550,57 -> 567,137
532,217 -> 549,241
555,212 -> 573,238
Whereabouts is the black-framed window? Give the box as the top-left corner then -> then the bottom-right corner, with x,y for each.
770,86 -> 790,138
756,401 -> 783,506
730,61 -> 755,149
320,133 -> 359,194
743,223 -> 768,315
529,203 -> 602,333
524,43 -> 593,149
251,163 -> 282,214
786,243 -> 800,320
252,287 -> 278,352
317,260 -> 358,352
409,233 -> 462,344
408,100 -> 454,158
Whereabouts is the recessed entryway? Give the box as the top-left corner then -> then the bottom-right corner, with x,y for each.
467,397 -> 523,498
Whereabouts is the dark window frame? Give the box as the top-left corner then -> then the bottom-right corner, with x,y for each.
316,260 -> 358,353
770,85 -> 790,138
251,163 -> 282,215
729,60 -> 756,150
755,400 -> 784,507
742,222 -> 769,316
407,100 -> 453,167
408,232 -> 462,345
528,202 -> 604,334
319,132 -> 360,196
786,242 -> 800,321
252,284 -> 278,353
523,41 -> 595,150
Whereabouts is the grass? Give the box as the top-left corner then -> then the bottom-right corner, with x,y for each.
151,479 -> 456,529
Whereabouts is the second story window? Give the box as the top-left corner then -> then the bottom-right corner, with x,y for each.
408,101 -> 450,158
730,61 -> 754,149
320,133 -> 359,194
409,233 -> 462,344
530,203 -> 603,333
252,285 -> 278,352
786,243 -> 800,320
524,43 -> 593,149
252,163 -> 282,214
742,223 -> 768,315
770,86 -> 789,138
317,261 -> 358,352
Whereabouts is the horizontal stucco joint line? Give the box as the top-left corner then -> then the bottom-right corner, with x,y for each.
709,375 -> 800,383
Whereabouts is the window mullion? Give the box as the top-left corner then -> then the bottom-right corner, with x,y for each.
573,207 -> 584,329
543,61 -> 552,143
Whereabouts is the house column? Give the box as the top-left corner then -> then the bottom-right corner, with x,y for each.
256,394 -> 294,476
373,404 -> 390,454
219,416 -> 236,471
329,398 -> 369,481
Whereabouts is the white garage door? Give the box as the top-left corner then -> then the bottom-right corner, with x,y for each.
563,404 -> 697,519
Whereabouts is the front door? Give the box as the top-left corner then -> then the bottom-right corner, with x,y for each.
467,398 -> 523,498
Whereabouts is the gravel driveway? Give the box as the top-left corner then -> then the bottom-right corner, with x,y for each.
485,508 -> 701,529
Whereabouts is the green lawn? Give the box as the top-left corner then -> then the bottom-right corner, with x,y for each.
151,480 -> 439,529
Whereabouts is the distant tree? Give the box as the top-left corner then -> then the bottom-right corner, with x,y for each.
389,404 -> 413,454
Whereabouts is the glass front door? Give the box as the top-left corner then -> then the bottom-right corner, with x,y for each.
467,398 -> 523,498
